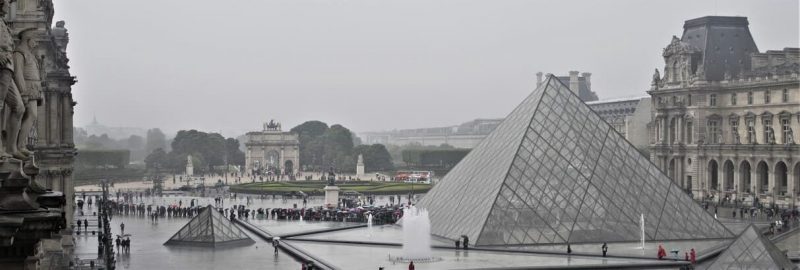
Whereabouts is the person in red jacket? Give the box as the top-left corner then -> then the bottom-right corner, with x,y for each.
690,248 -> 696,264
408,261 -> 415,270
657,244 -> 666,260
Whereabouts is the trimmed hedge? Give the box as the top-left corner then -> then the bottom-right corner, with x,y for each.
73,168 -> 146,186
75,149 -> 130,169
229,181 -> 431,196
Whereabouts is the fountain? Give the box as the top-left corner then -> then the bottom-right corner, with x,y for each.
391,206 -> 440,262
367,213 -> 373,238
640,214 -> 645,250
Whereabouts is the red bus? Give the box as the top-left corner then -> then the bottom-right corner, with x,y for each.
394,171 -> 433,183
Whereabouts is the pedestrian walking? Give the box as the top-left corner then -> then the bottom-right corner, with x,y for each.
601,243 -> 608,257
120,222 -> 125,235
657,244 -> 666,260
84,219 -> 88,231
77,219 -> 82,230
690,248 -> 696,264
408,261 -> 414,270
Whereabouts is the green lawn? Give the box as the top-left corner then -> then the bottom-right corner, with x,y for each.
229,181 -> 431,195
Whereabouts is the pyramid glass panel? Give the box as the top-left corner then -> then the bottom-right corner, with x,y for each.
708,225 -> 795,269
418,75 -> 734,246
164,206 -> 254,247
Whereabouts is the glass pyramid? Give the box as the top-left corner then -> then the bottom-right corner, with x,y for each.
708,225 -> 795,270
164,205 -> 255,247
417,75 -> 733,246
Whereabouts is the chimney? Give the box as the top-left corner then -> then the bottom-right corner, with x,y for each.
569,71 -> 580,95
581,72 -> 592,92
536,72 -> 543,87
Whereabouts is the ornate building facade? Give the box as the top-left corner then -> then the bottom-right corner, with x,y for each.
649,16 -> 799,206
0,0 -> 76,269
244,120 -> 300,176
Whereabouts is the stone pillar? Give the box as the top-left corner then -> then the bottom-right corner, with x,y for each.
678,157 -> 685,187
582,72 -> 592,92
718,163 -> 725,195
536,72 -> 543,88
324,185 -> 340,208
789,169 -> 796,206
279,149 -> 285,176
768,163 -> 776,203
49,92 -> 59,145
751,167 -> 759,196
734,165 -> 740,200
62,94 -> 73,145
569,71 -> 580,95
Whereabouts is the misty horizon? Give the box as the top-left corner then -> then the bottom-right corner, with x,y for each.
57,0 -> 799,136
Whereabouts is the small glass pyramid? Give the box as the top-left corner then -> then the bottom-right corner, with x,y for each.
708,224 -> 795,269
418,75 -> 733,246
164,205 -> 255,247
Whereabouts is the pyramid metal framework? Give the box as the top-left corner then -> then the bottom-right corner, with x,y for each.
164,205 -> 255,247
417,75 -> 733,246
708,225 -> 796,270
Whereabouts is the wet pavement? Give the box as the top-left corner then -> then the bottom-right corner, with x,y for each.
73,202 -> 302,270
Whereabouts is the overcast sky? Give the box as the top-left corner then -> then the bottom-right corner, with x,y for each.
55,0 -> 798,137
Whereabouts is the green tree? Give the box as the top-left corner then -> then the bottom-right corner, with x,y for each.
144,148 -> 167,171
291,121 -> 329,169
321,124 -> 355,168
145,128 -> 167,155
170,130 -> 226,172
224,138 -> 245,166
353,144 -> 394,172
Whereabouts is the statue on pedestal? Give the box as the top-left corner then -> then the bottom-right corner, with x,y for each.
326,166 -> 336,186
13,28 -> 43,159
651,68 -> 661,89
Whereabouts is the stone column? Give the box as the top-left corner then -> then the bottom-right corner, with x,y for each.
678,157 -> 685,188
63,94 -> 73,145
49,92 -> 59,145
768,162 -> 776,203
719,163 -> 725,195
751,167 -> 759,197
676,116 -> 683,144
789,170 -> 796,207
734,165 -> 741,200
569,71 -> 580,95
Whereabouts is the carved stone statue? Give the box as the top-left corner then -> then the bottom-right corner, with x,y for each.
51,21 -> 68,52
766,127 -> 776,144
651,68 -> 661,89
786,128 -> 795,145
326,166 -> 336,186
13,28 -> 43,159
0,0 -> 22,159
732,128 -> 741,144
264,119 -> 280,131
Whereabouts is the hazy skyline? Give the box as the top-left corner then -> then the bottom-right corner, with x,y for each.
56,0 -> 799,137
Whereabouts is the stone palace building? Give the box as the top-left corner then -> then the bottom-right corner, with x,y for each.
649,16 -> 800,206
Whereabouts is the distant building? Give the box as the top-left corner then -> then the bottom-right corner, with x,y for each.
244,120 -> 300,176
83,115 -> 147,139
362,97 -> 651,150
587,96 -> 652,150
362,118 -> 503,148
537,71 -> 598,102
648,16 -> 800,204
